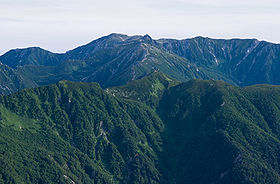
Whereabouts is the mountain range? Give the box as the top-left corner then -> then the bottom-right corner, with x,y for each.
1,34 -> 280,183
1,72 -> 280,183
0,33 -> 280,94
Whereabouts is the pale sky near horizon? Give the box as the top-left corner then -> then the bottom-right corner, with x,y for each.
0,0 -> 280,55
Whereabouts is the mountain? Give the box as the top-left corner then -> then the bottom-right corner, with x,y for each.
1,73 -> 280,183
0,47 -> 63,68
0,80 -> 164,184
107,72 -> 180,108
0,63 -> 36,94
0,33 -> 280,95
156,37 -> 280,86
158,79 -> 280,183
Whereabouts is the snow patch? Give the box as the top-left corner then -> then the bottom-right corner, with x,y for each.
235,41 -> 260,68
209,50 -> 218,64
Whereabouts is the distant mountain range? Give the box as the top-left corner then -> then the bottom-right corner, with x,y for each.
0,33 -> 280,94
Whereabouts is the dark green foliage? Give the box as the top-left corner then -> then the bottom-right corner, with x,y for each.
0,80 -> 164,184
1,74 -> 280,183
157,80 -> 280,183
107,72 -> 179,108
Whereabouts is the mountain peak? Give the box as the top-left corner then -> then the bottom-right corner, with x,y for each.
98,33 -> 154,44
143,34 -> 153,41
131,34 -> 153,45
3,46 -> 47,55
105,33 -> 128,40
0,46 -> 61,68
193,36 -> 208,40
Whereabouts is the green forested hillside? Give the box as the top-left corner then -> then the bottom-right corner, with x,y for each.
158,80 -> 280,183
0,80 -> 165,184
1,74 -> 280,183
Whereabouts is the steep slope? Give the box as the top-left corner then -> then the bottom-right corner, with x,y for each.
1,75 -> 280,183
0,81 -> 164,184
158,80 -> 280,183
111,75 -> 280,183
157,37 -> 280,85
63,33 -> 149,60
0,63 -> 36,95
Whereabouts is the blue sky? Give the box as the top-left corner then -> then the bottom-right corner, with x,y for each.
0,0 -> 280,54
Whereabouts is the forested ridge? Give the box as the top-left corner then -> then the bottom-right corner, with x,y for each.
1,73 -> 280,183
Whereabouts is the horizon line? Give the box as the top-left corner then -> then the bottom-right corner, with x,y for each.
1,33 -> 279,55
